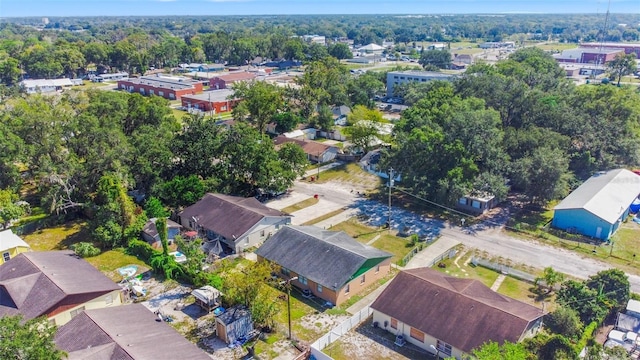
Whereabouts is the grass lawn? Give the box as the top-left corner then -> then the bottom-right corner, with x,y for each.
498,276 -> 557,311
534,43 -> 579,52
87,249 -> 148,281
329,220 -> 384,243
21,220 -> 148,280
314,163 -> 381,189
281,197 -> 319,214
329,220 -> 412,263
431,248 -> 499,288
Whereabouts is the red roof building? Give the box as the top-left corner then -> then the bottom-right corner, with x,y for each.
180,89 -> 240,114
209,71 -> 257,90
117,75 -> 203,100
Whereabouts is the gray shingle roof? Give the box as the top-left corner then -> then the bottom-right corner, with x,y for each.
141,218 -> 182,240
255,226 -> 392,289
55,304 -> 211,360
0,251 -> 120,320
554,169 -> 640,224
370,268 -> 543,353
180,193 -> 289,240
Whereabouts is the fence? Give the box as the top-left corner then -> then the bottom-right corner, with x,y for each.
397,235 -> 446,267
311,306 -> 372,357
471,257 -> 537,283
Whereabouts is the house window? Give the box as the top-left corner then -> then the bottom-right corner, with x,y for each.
360,275 -> 366,284
70,306 -> 86,318
299,276 -> 308,285
459,197 -> 467,205
149,89 -> 154,95
437,340 -> 453,357
317,284 -> 323,293
159,91 -> 164,96
345,284 -> 350,294
2,252 -> 9,262
375,265 -> 380,274
281,268 -> 290,276
410,327 -> 425,342
105,294 -> 113,305
390,318 -> 398,329
169,93 -> 175,99
221,105 -> 227,111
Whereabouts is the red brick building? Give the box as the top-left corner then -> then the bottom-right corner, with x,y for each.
580,42 -> 640,58
117,75 -> 204,100
180,89 -> 240,113
209,71 -> 257,90
554,47 -> 625,64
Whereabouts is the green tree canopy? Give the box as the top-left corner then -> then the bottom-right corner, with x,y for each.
0,315 -> 66,360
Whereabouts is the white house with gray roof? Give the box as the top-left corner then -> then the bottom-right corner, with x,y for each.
552,169 -> 640,240
256,225 -> 392,306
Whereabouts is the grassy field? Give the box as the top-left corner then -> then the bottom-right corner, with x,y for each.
329,220 -> 412,263
314,163 -> 381,189
281,197 -> 319,214
534,42 -> 579,52
21,220 -> 147,280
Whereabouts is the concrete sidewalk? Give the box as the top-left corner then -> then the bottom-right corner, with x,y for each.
404,235 -> 461,269
313,208 -> 358,229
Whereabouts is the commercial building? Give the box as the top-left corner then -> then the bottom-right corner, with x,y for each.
209,71 -> 257,90
554,47 -> 625,64
386,70 -> 454,97
117,74 -> 204,100
180,89 -> 239,114
552,169 -> 640,240
580,42 -> 640,58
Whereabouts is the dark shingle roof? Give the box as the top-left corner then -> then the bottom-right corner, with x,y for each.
55,304 -> 211,360
273,136 -> 336,157
370,268 -> 543,352
180,193 -> 289,240
0,251 -> 120,320
256,226 -> 392,289
142,218 -> 182,240
217,305 -> 251,325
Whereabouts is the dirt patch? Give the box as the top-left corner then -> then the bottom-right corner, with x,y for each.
298,312 -> 350,335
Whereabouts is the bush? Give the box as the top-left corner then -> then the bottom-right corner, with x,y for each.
126,239 -> 157,262
545,307 -> 583,339
573,321 -> 598,355
71,242 -> 101,258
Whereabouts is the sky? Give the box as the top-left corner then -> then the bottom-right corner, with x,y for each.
0,0 -> 638,17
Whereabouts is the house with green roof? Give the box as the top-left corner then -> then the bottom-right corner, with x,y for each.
256,225 -> 392,306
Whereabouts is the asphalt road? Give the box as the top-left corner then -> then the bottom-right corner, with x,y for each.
436,225 -> 640,293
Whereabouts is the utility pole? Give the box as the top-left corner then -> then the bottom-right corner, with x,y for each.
387,168 -> 394,230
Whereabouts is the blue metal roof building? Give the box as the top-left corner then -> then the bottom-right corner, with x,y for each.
552,169 -> 640,240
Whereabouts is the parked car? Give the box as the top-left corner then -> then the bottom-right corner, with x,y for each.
608,330 -> 638,344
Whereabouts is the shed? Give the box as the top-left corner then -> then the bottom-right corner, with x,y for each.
192,285 -> 221,313
215,306 -> 253,344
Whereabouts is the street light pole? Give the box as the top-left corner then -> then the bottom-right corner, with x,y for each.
281,276 -> 298,340
387,168 -> 394,229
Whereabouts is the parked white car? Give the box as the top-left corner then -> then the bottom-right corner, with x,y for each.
608,330 -> 638,344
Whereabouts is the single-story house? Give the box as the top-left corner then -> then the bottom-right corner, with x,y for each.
141,218 -> 182,248
457,193 -> 498,215
273,136 -> 339,164
256,225 -> 393,306
0,229 -> 30,265
179,193 -> 291,254
209,71 -> 257,90
552,169 -> 640,240
192,285 -> 222,313
332,105 -> 351,126
264,59 -> 302,69
371,268 -> 544,359
20,78 -> 75,93
216,306 -> 253,344
0,251 -> 123,326
55,304 -> 211,360
453,54 -> 474,65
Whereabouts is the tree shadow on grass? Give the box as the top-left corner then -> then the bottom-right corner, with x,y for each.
54,221 -> 92,250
